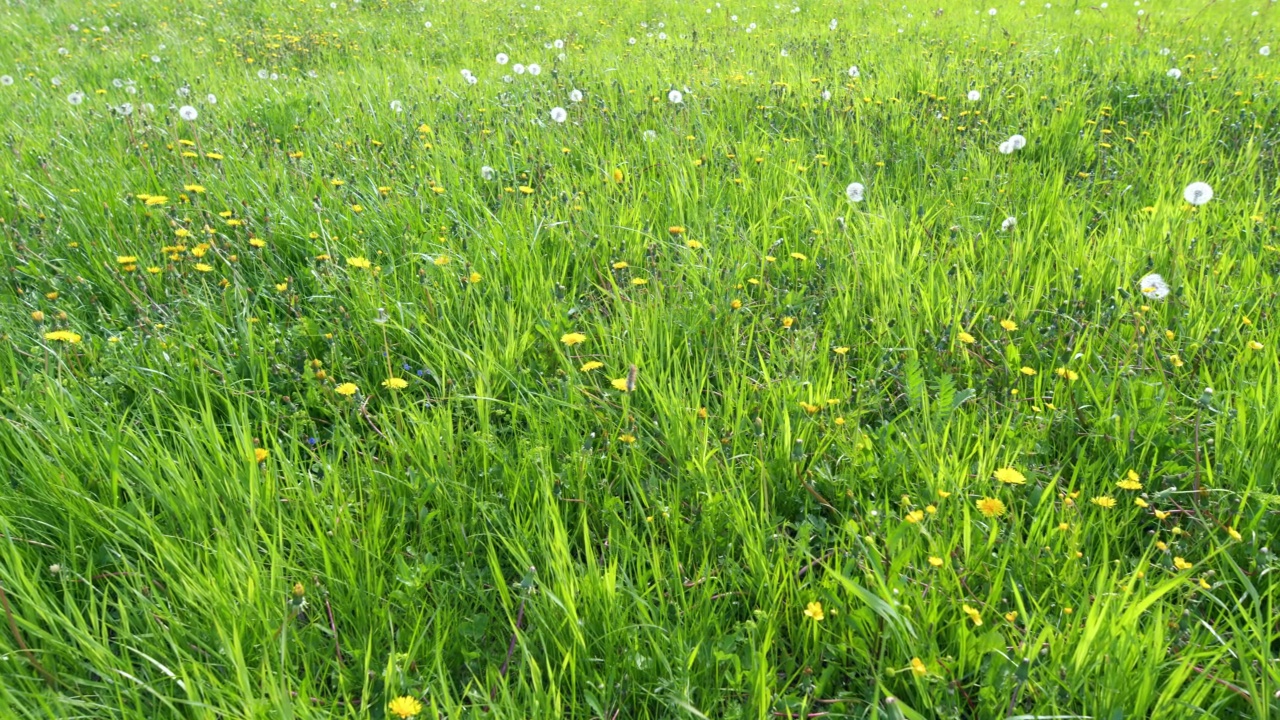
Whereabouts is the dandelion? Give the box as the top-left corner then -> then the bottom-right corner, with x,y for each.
1260,46 -> 1271,57
387,696 -> 423,719
928,556 -> 944,567
1091,495 -> 1117,509
976,497 -> 1006,518
335,383 -> 359,396
513,63 -> 525,74
550,106 -> 568,123
994,467 -> 1026,485
803,601 -> 825,621
254,448 -> 269,463
495,52 -> 509,64
845,182 -> 865,203
1173,556 -> 1193,571
44,330 -> 83,343
1183,181 -> 1213,206
1117,470 -> 1142,490
1009,134 -> 1027,150
998,141 -> 1014,155
390,100 -> 403,113
1247,340 -> 1263,351
1001,319 -> 1018,331
179,105 -> 198,121
958,331 -> 976,345
1001,216 -> 1017,231
1138,273 -> 1169,300
561,332 -> 587,346
579,361 -> 603,372
1167,68 -> 1182,79
0,75 -> 12,86
569,89 -> 583,103
480,166 -> 496,181
346,256 -> 372,269
910,657 -> 927,677
382,377 -> 408,390
68,91 -> 85,105
967,90 -> 981,101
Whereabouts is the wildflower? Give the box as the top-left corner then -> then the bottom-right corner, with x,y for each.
958,331 -> 976,344
387,696 -> 423,719
789,252 -> 807,261
44,330 -> 82,343
468,272 -> 482,283
962,604 -> 983,626
1117,470 -> 1142,490
612,261 -> 629,269
928,556 -> 944,567
254,448 -> 269,463
144,195 -> 169,206
569,89 -> 584,102
184,184 -> 206,193
179,105 -> 198,121
905,509 -> 925,523
668,89 -> 684,104
1001,216 -> 1017,231
976,497 -> 1006,518
1260,45 -> 1271,57
1138,273 -> 1170,299
382,377 -> 408,390
848,65 -> 860,78
346,256 -> 371,269
1008,134 -> 1027,150
1173,557 -> 1193,571
803,601 -> 825,621
611,377 -> 631,392
433,256 -> 450,266
560,332 -> 587,346
1000,319 -> 1017,331
1055,367 -> 1079,381
1020,366 -> 1036,375
1247,340 -> 1263,351
994,467 -> 1026,485
618,433 -> 636,443
495,53 -> 509,64
1091,495 -> 1116,509
193,263 -> 213,272
335,383 -> 359,396
31,311 -> 44,322
579,361 -> 603,372
1227,527 -> 1242,541
1183,182 -> 1213,206
550,106 -> 568,123
967,90 -> 981,102
910,657 -> 927,677
834,346 -> 850,355
1134,497 -> 1149,508
845,182 -> 865,203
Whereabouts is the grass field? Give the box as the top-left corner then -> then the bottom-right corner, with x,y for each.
1,0 -> 1278,717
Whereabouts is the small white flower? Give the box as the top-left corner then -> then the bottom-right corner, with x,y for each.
496,53 -> 509,64
569,89 -> 583,102
1001,216 -> 1017,231
550,106 -> 567,123
67,91 -> 85,105
1009,134 -> 1026,150
845,182 -> 865,203
1183,181 -> 1213,206
528,63 -> 541,76
390,100 -> 403,112
967,89 -> 981,101
481,165 -> 496,181
1138,273 -> 1170,300
1167,68 -> 1182,79
668,89 -> 683,104
1261,46 -> 1272,57
179,105 -> 198,121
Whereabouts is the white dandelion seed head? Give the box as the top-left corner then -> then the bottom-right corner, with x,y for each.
821,89 -> 831,101
550,106 -> 567,123
845,181 -> 865,203
848,65 -> 860,78
206,93 -> 217,104
1167,68 -> 1182,79
554,39 -> 564,49
513,63 -> 525,74
998,141 -> 1014,154
179,105 -> 198,121
258,69 -> 270,80
668,89 -> 684,104
481,165 -> 496,181
67,91 -> 85,105
0,75 -> 12,86
496,53 -> 509,64
1009,134 -> 1027,150
1138,273 -> 1170,300
528,63 -> 541,76
629,37 -> 637,44
177,86 -> 190,97
780,49 -> 789,57
829,18 -> 837,30
423,21 -> 432,28
643,129 -> 657,141
1160,47 -> 1171,56
118,102 -> 133,116
125,85 -> 136,94
151,55 -> 161,63
502,75 -> 513,83
988,8 -> 997,15
658,32 -> 667,40
51,76 -> 62,87
112,78 -> 123,88
390,100 -> 403,112
967,89 -> 981,101
1183,181 -> 1213,206
569,89 -> 583,102
1261,46 -> 1271,57
1001,216 -> 1017,231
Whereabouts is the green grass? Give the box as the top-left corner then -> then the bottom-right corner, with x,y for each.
0,0 -> 1278,717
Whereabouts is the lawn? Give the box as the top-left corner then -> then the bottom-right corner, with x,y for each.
0,0 -> 1277,717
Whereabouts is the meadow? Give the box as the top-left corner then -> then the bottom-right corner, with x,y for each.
0,0 -> 1278,717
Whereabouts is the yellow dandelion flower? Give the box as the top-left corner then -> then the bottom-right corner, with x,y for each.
1055,368 -> 1080,381
387,696 -> 423,719
834,346 -> 850,355
382,377 -> 408,390
335,383 -> 359,396
44,330 -> 83,343
193,263 -> 213,272
612,260 -> 630,269
611,377 -> 631,392
433,256 -> 451,266
958,331 -> 976,344
976,497 -> 1006,518
560,332 -> 587,346
579,361 -> 604,372
1090,495 -> 1116,509
1000,319 -> 1017,331
994,467 -> 1026,485
254,448 -> 269,463
346,256 -> 371,269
